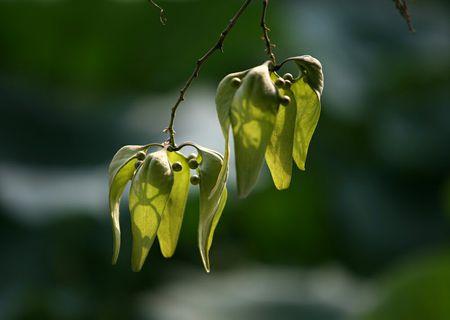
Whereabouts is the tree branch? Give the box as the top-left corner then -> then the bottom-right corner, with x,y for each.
393,0 -> 415,32
260,0 -> 277,64
148,0 -> 167,25
164,0 -> 253,147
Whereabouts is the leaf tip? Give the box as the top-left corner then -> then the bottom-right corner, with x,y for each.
160,248 -> 175,259
131,263 -> 143,273
275,183 -> 290,191
202,259 -> 211,273
111,256 -> 118,265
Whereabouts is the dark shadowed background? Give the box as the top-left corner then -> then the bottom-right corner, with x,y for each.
0,0 -> 449,319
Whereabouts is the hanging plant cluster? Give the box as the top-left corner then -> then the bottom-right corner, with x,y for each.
108,0 -> 323,272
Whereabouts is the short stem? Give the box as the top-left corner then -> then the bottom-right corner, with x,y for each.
260,0 -> 277,65
164,0 -> 254,147
148,0 -> 167,25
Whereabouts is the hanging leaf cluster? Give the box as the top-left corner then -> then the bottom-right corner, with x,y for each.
108,55 -> 323,272
216,55 -> 323,197
108,143 -> 227,272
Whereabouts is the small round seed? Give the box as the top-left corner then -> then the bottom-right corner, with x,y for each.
188,159 -> 199,170
275,78 -> 285,88
283,80 -> 292,89
283,73 -> 294,82
280,95 -> 291,106
231,77 -> 242,88
172,161 -> 183,172
190,175 -> 200,185
187,153 -> 197,161
136,151 -> 146,161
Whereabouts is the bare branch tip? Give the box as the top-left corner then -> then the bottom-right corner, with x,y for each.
149,0 -> 167,26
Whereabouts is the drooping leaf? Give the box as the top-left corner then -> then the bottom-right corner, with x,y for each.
292,55 -> 324,98
265,85 -> 297,190
230,61 -> 279,197
108,145 -> 148,265
213,69 -> 248,197
197,147 -> 228,272
290,56 -> 323,170
129,149 -> 173,272
216,69 -> 250,137
206,187 -> 227,262
157,151 -> 190,258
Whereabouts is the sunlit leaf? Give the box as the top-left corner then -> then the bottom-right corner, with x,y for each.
290,56 -> 323,171
214,69 -> 248,197
231,61 -> 279,197
108,145 -> 148,265
157,151 -> 190,258
197,147 -> 227,272
265,86 -> 296,190
291,78 -> 322,171
292,55 -> 324,98
129,149 -> 173,272
216,69 -> 249,137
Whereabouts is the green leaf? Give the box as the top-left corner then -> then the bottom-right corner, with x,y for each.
265,86 -> 297,190
108,145 -> 148,265
288,55 -> 323,171
129,149 -> 174,272
291,78 -> 322,171
197,147 -> 228,272
292,55 -> 324,98
214,69 -> 248,198
231,61 -> 279,197
216,69 -> 249,137
157,151 -> 190,258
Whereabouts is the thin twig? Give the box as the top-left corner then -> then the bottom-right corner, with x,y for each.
165,0 -> 253,147
148,0 -> 167,25
260,0 -> 277,64
393,0 -> 415,32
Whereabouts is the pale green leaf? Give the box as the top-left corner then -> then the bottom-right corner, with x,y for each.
129,149 -> 173,272
157,151 -> 190,258
216,69 -> 249,137
291,78 -> 321,171
231,61 -> 279,197
213,70 -> 248,198
283,55 -> 324,171
206,187 -> 227,261
197,147 -> 227,272
292,55 -> 324,98
108,145 -> 148,265
265,87 -> 297,190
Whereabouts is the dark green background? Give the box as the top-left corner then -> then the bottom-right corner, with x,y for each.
0,0 -> 449,319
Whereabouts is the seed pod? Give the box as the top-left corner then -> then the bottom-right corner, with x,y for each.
136,151 -> 146,161
280,95 -> 291,106
172,161 -> 183,172
283,73 -> 294,82
275,78 -> 285,88
231,77 -> 242,88
188,158 -> 199,170
283,80 -> 292,89
190,175 -> 200,185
